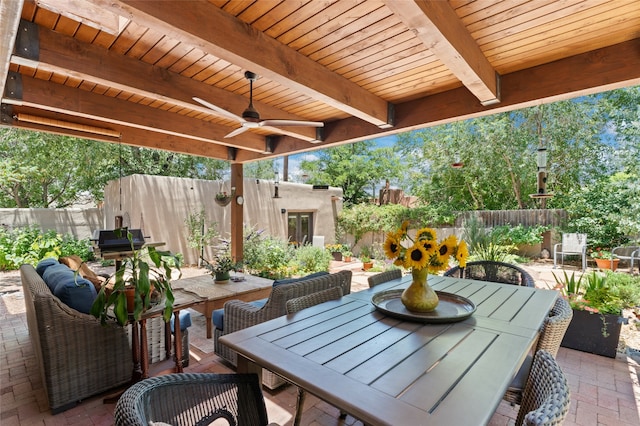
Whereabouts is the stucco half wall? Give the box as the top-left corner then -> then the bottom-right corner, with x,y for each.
102,174 -> 343,265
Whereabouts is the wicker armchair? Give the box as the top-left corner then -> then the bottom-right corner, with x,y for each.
214,270 -> 352,388
367,269 -> 402,288
444,260 -> 535,287
504,296 -> 573,405
286,286 -> 345,426
515,350 -> 571,426
114,373 -> 276,426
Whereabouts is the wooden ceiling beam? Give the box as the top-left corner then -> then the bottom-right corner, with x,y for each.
280,38 -> 640,148
385,0 -> 500,106
2,72 -> 271,153
11,20 -> 319,142
93,0 -> 393,128
2,104 -> 267,162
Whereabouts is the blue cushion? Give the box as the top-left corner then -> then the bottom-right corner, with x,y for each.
272,271 -> 328,287
212,299 -> 267,331
42,263 -> 97,314
170,310 -> 192,332
36,258 -> 59,276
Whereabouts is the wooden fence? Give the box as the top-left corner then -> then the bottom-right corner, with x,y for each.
454,209 -> 567,228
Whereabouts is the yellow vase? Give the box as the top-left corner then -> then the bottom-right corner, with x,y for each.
401,268 -> 439,312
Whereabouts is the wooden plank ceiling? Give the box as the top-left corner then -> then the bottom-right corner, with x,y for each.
1,0 -> 639,163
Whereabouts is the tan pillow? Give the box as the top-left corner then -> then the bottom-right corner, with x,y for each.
59,255 -> 104,291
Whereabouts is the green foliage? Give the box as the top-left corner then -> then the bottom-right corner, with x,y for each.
242,228 -> 296,279
337,203 -> 455,246
91,232 -> 181,326
0,127 -> 228,207
291,245 -> 331,275
491,224 -> 549,245
460,216 -> 513,262
0,225 -> 93,270
184,209 -> 219,264
553,270 -> 640,316
560,172 -> 640,248
300,141 -> 403,205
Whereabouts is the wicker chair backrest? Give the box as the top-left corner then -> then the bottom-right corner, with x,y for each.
286,286 -> 343,314
535,297 -> 573,357
114,373 -> 269,426
516,350 -> 571,426
444,261 -> 535,287
367,269 -> 402,288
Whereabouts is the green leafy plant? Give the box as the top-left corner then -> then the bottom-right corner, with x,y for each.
292,245 -> 331,274
589,248 -> 613,259
91,229 -> 181,326
491,224 -> 549,245
242,227 -> 295,279
0,225 -> 93,270
202,238 -> 238,276
184,209 -> 219,265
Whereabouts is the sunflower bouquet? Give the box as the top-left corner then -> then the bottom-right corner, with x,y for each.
383,221 -> 468,274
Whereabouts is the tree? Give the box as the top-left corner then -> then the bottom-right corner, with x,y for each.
0,128 -> 229,207
299,141 -> 402,205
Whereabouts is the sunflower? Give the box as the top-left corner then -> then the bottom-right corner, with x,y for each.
383,233 -> 403,259
437,235 -> 458,264
405,242 -> 429,270
455,240 -> 469,267
415,227 -> 437,242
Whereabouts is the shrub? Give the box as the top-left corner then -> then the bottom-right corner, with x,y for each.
0,226 -> 94,270
491,224 -> 549,245
242,227 -> 295,279
292,245 -> 331,274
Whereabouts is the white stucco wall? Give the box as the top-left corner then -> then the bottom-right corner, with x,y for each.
102,174 -> 343,265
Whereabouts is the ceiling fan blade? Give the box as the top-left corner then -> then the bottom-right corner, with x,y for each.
224,126 -> 250,138
192,97 -> 244,122
259,119 -> 324,128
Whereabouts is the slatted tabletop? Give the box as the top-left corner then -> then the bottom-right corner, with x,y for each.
220,275 -> 558,426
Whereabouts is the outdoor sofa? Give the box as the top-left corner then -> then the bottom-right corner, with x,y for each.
20,260 -> 190,413
213,269 -> 352,388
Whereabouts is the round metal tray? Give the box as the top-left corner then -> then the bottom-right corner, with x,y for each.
371,289 -> 476,323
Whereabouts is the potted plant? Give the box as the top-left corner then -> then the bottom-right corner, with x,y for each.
214,191 -> 233,207
361,255 -> 373,271
91,229 -> 181,326
325,243 -> 344,261
202,239 -> 238,283
590,248 -> 619,271
553,270 -> 639,357
341,249 -> 353,262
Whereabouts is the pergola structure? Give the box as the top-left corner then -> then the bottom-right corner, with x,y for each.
1,0 -> 639,259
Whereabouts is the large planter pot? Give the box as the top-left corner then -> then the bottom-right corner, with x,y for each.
515,243 -> 541,258
560,309 -> 624,358
594,258 -> 619,271
331,251 -> 343,261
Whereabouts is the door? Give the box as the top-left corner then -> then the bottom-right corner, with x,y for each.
288,212 -> 313,246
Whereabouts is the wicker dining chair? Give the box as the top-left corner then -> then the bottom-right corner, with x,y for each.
515,350 -> 571,426
444,260 -> 535,287
114,373 -> 275,426
367,269 -> 402,288
504,296 -> 573,405
286,286 -> 345,426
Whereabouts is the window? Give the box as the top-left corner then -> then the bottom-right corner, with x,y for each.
287,212 -> 313,246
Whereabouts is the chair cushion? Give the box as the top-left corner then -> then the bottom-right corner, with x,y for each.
35,257 -> 59,276
212,299 -> 267,330
42,263 -> 97,314
272,271 -> 328,287
170,310 -> 192,332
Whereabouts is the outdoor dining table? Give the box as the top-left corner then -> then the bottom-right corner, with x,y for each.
220,274 -> 559,426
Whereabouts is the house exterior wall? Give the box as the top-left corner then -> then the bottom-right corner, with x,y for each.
102,174 -> 343,265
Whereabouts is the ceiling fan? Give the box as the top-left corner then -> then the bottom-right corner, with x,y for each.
193,71 -> 324,138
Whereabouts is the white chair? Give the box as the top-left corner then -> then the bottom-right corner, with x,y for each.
553,233 -> 587,271
612,245 -> 640,274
